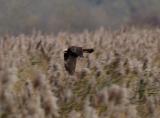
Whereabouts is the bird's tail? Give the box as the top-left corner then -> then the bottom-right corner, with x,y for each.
83,48 -> 94,53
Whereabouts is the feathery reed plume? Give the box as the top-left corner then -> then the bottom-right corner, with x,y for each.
0,27 -> 160,117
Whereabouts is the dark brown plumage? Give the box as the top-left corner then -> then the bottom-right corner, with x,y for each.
64,46 -> 94,75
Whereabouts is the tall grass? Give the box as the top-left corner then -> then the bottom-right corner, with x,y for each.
0,27 -> 160,118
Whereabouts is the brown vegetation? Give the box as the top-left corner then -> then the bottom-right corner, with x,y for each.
0,27 -> 160,118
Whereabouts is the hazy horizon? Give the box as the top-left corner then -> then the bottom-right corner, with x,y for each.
0,0 -> 160,35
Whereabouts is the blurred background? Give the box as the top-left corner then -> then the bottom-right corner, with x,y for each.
0,0 -> 160,35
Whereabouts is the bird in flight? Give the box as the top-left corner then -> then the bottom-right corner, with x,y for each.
64,46 -> 94,75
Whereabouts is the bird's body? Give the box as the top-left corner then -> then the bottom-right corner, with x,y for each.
64,46 -> 94,75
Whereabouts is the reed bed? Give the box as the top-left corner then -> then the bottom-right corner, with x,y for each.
0,27 -> 160,118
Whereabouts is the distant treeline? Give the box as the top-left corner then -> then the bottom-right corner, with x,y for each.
0,0 -> 160,35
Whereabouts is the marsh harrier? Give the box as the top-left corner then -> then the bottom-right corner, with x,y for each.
64,46 -> 94,75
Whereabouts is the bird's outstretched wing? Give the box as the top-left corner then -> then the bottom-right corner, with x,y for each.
64,54 -> 77,75
83,48 -> 94,53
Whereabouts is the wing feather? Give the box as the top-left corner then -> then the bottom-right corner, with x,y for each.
64,56 -> 77,75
